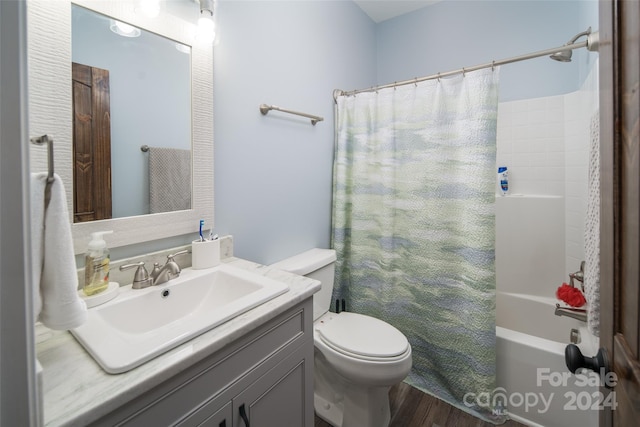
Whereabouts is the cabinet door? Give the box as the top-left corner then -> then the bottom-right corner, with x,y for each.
233,344 -> 313,427
199,402 -> 232,427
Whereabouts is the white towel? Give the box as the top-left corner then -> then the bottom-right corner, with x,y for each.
148,147 -> 191,214
584,112 -> 600,337
31,173 -> 87,330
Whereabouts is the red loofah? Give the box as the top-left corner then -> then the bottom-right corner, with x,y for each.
556,283 -> 586,307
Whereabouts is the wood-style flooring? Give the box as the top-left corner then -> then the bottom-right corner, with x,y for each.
314,382 -> 527,427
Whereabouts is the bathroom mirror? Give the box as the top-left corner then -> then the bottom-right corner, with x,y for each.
71,4 -> 192,221
28,0 -> 214,254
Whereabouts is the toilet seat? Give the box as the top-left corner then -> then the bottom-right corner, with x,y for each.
317,312 -> 409,361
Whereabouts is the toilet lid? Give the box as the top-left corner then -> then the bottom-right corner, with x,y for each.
318,312 -> 409,358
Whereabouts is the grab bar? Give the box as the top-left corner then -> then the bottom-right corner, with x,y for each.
554,303 -> 587,322
259,104 -> 324,126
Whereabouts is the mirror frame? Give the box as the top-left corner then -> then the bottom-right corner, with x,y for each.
28,0 -> 213,254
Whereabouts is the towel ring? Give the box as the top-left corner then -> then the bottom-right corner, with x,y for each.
30,135 -> 54,183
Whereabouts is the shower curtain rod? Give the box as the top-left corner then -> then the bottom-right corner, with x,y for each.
334,39 -> 589,99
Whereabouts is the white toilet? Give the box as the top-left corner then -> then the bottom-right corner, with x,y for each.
271,248 -> 412,427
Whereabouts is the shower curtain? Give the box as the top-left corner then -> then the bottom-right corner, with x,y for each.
332,68 -> 503,422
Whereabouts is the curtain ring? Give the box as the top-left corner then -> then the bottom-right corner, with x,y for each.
462,67 -> 466,77
491,60 -> 495,71
414,78 -> 418,87
394,82 -> 397,90
437,72 -> 441,82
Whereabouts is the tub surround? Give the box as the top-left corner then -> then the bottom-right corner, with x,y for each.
496,195 -> 565,298
37,254 -> 320,426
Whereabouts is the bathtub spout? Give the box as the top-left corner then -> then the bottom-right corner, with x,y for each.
554,304 -> 587,322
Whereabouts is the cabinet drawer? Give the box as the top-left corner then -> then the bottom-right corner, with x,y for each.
105,301 -> 310,426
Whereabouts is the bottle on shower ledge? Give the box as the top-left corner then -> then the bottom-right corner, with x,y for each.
498,166 -> 509,196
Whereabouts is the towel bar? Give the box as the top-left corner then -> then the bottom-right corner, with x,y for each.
259,104 -> 324,125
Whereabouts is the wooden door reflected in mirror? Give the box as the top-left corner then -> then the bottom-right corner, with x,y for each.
72,62 -> 112,222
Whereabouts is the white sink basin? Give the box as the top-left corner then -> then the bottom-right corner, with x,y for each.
71,264 -> 289,374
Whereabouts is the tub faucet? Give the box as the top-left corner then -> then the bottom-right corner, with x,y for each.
569,261 -> 585,292
554,303 -> 587,322
152,249 -> 190,286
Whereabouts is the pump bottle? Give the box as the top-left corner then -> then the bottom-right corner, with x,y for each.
84,231 -> 113,296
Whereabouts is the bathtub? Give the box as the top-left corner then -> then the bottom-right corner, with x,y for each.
496,292 -> 599,427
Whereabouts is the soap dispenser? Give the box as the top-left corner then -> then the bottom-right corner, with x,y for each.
84,231 -> 113,296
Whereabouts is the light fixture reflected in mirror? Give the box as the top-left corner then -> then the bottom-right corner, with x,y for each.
110,20 -> 141,37
136,0 -> 161,19
175,42 -> 190,54
197,0 -> 216,43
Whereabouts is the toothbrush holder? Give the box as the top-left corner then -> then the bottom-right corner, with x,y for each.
191,239 -> 220,270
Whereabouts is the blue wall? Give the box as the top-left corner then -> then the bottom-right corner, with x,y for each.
213,0 -> 598,266
376,0 -> 598,102
213,0 -> 376,264
112,1 -> 599,265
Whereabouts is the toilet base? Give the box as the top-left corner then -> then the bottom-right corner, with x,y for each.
314,384 -> 392,427
314,394 -> 343,427
314,349 -> 392,427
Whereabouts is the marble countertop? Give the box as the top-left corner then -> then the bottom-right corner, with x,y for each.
36,257 -> 320,427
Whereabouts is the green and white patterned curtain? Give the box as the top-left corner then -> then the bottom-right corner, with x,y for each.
332,67 -> 503,423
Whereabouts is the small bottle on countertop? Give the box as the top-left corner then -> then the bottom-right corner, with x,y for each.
83,230 -> 113,296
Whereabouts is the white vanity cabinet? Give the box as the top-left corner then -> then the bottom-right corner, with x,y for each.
89,299 -> 314,427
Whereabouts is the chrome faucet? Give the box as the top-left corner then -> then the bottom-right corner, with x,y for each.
569,261 -> 585,292
152,249 -> 190,286
554,303 -> 587,322
119,262 -> 153,289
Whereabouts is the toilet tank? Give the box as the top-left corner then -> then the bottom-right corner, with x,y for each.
270,248 -> 337,321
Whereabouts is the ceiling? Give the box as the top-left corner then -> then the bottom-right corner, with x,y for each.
353,0 -> 441,23
169,1 -> 439,25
